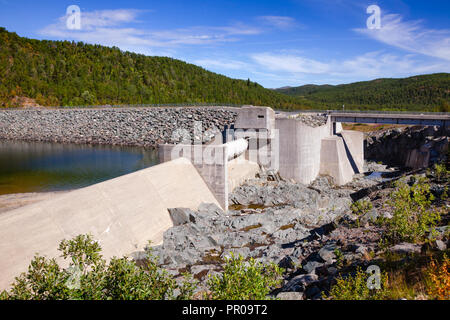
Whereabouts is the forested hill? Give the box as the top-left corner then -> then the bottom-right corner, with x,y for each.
274,74 -> 450,112
1,28 -> 448,111
0,28 -> 304,108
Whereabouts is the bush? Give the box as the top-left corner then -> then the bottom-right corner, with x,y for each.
0,234 -> 195,300
205,254 -> 283,300
427,254 -> 450,300
433,163 -> 448,182
351,199 -> 373,216
327,267 -> 389,300
385,178 -> 441,244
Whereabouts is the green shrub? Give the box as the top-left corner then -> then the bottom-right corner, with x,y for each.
334,248 -> 345,269
351,199 -> 373,216
205,254 -> 283,300
0,234 -> 195,300
385,178 -> 441,244
433,163 -> 448,182
327,267 -> 389,300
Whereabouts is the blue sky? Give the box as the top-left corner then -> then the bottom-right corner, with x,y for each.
1,0 -> 449,88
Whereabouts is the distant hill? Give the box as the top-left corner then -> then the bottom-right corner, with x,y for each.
0,28 -> 304,109
274,74 -> 450,112
1,27 -> 448,112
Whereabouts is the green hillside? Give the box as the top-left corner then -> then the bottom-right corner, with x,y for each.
1,28 -> 448,111
0,28 -> 304,109
274,74 -> 450,112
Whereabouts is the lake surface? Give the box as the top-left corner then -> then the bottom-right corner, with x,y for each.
0,140 -> 159,195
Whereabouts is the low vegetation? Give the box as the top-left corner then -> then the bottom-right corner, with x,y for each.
0,235 -> 195,300
326,267 -> 389,300
205,254 -> 283,300
427,254 -> 450,300
351,199 -> 373,216
0,235 -> 283,300
383,178 -> 441,244
327,254 -> 449,300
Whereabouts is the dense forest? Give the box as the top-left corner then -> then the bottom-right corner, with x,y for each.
0,27 -> 449,111
0,28 -> 303,109
274,74 -> 450,112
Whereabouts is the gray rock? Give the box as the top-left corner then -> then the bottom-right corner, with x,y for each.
434,240 -> 447,251
389,243 -> 421,255
0,108 -> 237,148
360,208 -> 379,225
282,274 -> 318,292
198,203 -> 223,216
318,243 -> 337,263
291,247 -> 303,259
278,256 -> 297,269
190,265 -> 216,280
355,245 -> 368,256
435,226 -> 450,238
276,292 -> 304,300
221,247 -> 251,259
327,266 -> 338,275
303,261 -> 323,274
168,207 -> 197,226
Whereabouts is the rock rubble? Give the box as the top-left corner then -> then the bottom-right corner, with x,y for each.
0,107 -> 237,147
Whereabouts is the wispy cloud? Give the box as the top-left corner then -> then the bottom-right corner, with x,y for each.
250,51 -> 449,83
257,16 -> 298,29
39,8 -> 264,51
252,52 -> 330,74
355,13 -> 450,61
193,58 -> 249,70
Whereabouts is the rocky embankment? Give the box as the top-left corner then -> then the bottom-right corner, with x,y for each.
288,113 -> 328,127
366,125 -> 449,169
132,159 -> 449,300
0,107 -> 237,147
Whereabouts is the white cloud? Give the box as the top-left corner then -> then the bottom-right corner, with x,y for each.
250,51 -> 450,83
193,59 -> 249,70
257,16 -> 298,29
39,9 -> 263,50
252,53 -> 330,74
355,13 -> 450,61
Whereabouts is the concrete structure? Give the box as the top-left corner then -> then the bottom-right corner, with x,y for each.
0,157 -> 220,290
320,137 -> 356,185
329,112 -> 450,128
232,107 -> 365,186
234,106 -> 276,132
158,139 -> 260,209
276,117 -> 331,184
339,130 -> 364,173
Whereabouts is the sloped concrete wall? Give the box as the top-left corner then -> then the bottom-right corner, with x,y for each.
340,130 -> 364,173
319,137 -> 355,185
0,158 -> 219,290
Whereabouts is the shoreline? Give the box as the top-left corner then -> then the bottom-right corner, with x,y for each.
0,191 -> 69,215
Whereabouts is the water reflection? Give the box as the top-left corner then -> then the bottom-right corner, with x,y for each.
0,140 -> 159,195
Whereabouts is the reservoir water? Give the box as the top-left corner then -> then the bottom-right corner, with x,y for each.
0,140 -> 159,195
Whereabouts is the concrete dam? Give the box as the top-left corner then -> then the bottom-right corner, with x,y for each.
0,106 -> 448,290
